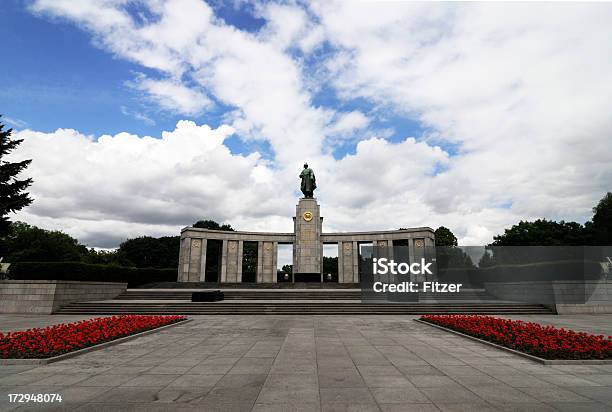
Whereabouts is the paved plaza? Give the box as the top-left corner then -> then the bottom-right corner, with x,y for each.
1,315 -> 612,411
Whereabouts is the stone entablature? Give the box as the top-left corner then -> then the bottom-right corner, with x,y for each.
180,228 -> 294,241
178,198 -> 435,283
321,229 -> 436,242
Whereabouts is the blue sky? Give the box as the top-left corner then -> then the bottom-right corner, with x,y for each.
1,0 -> 427,159
4,1 -> 611,247
1,1 -> 205,136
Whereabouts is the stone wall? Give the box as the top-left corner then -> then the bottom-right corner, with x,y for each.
483,280 -> 612,314
0,280 -> 127,314
554,279 -> 612,314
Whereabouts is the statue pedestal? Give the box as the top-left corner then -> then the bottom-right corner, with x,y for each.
293,198 -> 323,281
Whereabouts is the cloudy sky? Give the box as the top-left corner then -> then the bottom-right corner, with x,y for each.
2,0 -> 611,248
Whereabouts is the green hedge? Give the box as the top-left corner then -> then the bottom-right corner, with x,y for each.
7,262 -> 177,287
436,259 -> 603,286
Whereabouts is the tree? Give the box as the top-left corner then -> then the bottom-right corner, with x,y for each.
0,116 -> 33,238
590,192 -> 612,245
84,248 -> 121,265
3,222 -> 89,262
323,256 -> 338,276
490,219 -> 589,246
193,219 -> 234,231
117,236 -> 180,268
435,226 -> 458,246
433,227 -> 474,272
241,242 -> 258,281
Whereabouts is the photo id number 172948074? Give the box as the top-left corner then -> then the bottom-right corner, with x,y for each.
8,393 -> 63,403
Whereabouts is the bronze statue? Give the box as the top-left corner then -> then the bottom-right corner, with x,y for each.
300,163 -> 316,198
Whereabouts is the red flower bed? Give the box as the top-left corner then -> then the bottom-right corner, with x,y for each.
421,315 -> 612,360
0,315 -> 186,359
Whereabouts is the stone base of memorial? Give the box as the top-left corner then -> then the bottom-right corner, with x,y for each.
416,315 -> 612,365
1,315 -> 190,365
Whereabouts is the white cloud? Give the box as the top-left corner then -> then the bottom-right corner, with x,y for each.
16,1 -> 612,246
10,121 -> 294,247
309,1 -> 612,242
1,116 -> 28,129
257,2 -> 324,53
120,106 -> 155,126
31,0 -> 332,166
326,111 -> 369,138
129,75 -> 211,115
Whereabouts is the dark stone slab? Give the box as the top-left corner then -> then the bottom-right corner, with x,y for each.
192,291 -> 224,302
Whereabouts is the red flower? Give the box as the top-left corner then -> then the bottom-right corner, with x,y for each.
420,315 -> 612,360
0,315 -> 186,359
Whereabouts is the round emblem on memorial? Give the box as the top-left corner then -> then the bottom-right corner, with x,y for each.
303,211 -> 313,222
415,239 -> 424,248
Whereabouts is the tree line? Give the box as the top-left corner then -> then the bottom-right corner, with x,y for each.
1,220 -> 234,269
433,193 -> 612,247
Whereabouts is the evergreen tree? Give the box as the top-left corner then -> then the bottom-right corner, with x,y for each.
193,219 -> 234,231
117,236 -> 180,268
4,222 -> 88,262
0,117 -> 32,238
490,219 -> 588,246
434,226 -> 458,246
590,192 -> 612,245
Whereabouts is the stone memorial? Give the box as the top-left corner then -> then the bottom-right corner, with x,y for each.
178,164 -> 435,283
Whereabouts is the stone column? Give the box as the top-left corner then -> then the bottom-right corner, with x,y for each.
408,238 -> 415,264
337,242 -> 344,283
177,238 -> 184,281
178,237 -> 191,282
292,241 -> 297,283
340,241 -> 355,283
375,240 -> 388,258
293,198 -> 322,276
262,241 -> 274,282
424,237 -> 435,281
188,239 -> 203,282
220,239 -> 228,283
374,240 -> 387,285
352,241 -> 359,283
413,238 -> 426,282
237,240 -> 244,283
226,240 -> 239,283
257,241 -> 263,283
320,241 -> 324,282
272,242 -> 278,283
199,239 -> 208,282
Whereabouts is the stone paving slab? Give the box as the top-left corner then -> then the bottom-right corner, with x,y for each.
505,314 -> 612,336
0,315 -> 96,332
0,314 -> 611,411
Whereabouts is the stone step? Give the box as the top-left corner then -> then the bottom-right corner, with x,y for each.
55,301 -> 553,315
116,290 -> 494,301
135,282 -> 363,289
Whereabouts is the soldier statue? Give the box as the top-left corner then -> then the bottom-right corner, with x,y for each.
300,163 -> 316,198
